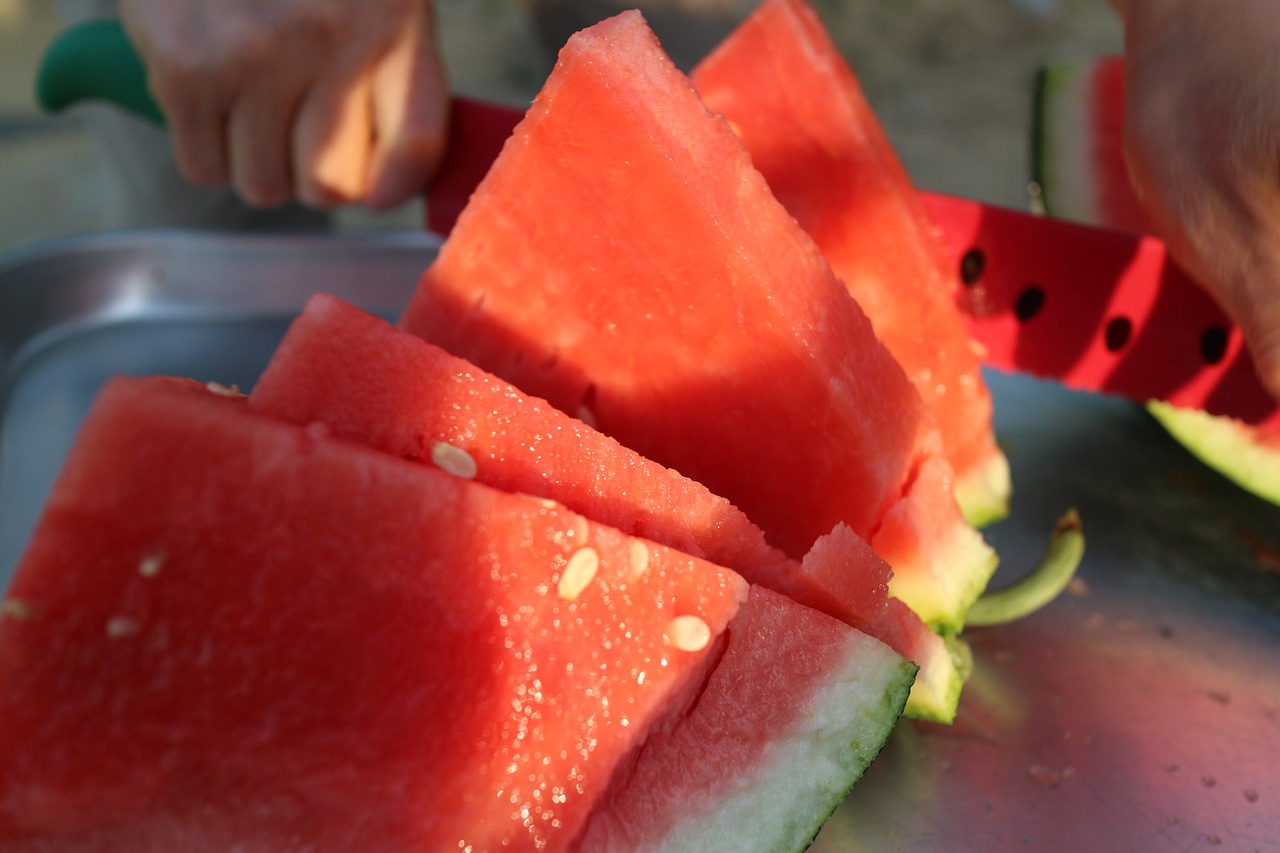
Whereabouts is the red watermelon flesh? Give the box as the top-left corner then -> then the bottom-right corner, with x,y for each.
251,292 -> 794,585
398,11 -> 993,631
690,0 -> 1009,526
0,376 -> 748,851
249,293 -> 957,719
796,525 -> 969,717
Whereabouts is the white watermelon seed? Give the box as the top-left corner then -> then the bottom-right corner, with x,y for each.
1,598 -> 30,621
628,541 -> 650,581
138,553 -> 164,578
667,615 -> 711,652
431,441 -> 478,479
204,381 -> 244,398
106,616 -> 141,638
558,547 -> 600,601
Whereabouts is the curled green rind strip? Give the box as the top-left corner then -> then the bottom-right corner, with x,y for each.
965,509 -> 1085,628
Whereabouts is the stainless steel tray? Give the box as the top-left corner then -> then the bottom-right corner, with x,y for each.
2,232 -> 1278,851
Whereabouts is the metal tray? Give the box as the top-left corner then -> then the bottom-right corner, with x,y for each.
2,232 -> 1278,851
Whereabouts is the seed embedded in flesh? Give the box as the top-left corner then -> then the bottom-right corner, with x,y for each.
204,381 -> 244,398
628,541 -> 650,581
1,599 -> 31,620
138,553 -> 164,578
431,441 -> 478,479
558,548 -> 600,601
667,615 -> 711,652
106,616 -> 141,638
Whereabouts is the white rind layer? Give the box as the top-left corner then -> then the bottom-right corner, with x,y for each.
578,606 -> 915,853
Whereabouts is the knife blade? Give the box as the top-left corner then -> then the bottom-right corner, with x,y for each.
36,21 -> 1280,429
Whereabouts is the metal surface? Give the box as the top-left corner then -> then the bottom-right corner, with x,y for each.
0,230 -> 439,575
2,233 -> 1279,851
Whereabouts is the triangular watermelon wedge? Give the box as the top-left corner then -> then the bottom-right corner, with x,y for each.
250,293 -> 964,720
1034,56 -> 1280,505
0,376 -> 914,850
399,10 -> 996,635
690,0 -> 1011,528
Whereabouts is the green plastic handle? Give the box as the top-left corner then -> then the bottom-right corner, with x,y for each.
36,19 -> 164,124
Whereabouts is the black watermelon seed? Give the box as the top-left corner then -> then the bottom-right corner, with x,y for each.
959,248 -> 985,286
1014,286 -> 1046,322
1104,316 -> 1133,351
1200,327 -> 1229,364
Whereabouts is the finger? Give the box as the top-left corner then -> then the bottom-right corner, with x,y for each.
1228,262 -> 1280,402
1248,313 -> 1280,402
1178,219 -> 1280,403
365,9 -> 450,210
225,77 -> 309,208
158,80 -> 232,188
292,68 -> 376,209
128,36 -> 232,187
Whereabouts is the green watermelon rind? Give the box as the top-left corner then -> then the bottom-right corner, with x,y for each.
1030,60 -> 1099,227
955,451 -> 1013,529
1033,56 -> 1280,509
640,639 -> 916,853
1147,402 -> 1280,505
903,634 -> 972,725
887,522 -> 998,636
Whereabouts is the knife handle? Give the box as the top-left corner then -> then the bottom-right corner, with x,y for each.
37,19 -> 164,125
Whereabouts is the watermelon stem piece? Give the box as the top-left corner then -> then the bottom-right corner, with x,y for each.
965,510 -> 1084,628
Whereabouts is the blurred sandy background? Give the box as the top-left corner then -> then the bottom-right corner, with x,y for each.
0,0 -> 1122,256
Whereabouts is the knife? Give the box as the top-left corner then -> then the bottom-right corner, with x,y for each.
36,20 -> 1280,430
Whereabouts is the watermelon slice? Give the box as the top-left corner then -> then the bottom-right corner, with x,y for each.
0,375 -> 914,850
251,293 -> 797,584
576,585 -> 911,852
399,10 -> 996,634
250,293 -> 963,721
690,0 -> 1011,527
1034,56 -> 1280,505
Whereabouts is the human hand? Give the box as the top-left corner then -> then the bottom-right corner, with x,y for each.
117,0 -> 448,211
1112,0 -> 1280,401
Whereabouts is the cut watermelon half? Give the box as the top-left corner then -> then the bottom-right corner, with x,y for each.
250,293 -> 962,721
0,376 -> 914,850
690,0 -> 1011,528
399,10 -> 996,634
1033,56 -> 1280,505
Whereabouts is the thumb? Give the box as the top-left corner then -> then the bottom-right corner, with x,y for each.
365,7 -> 450,210
1182,229 -> 1280,405
1239,281 -> 1280,402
